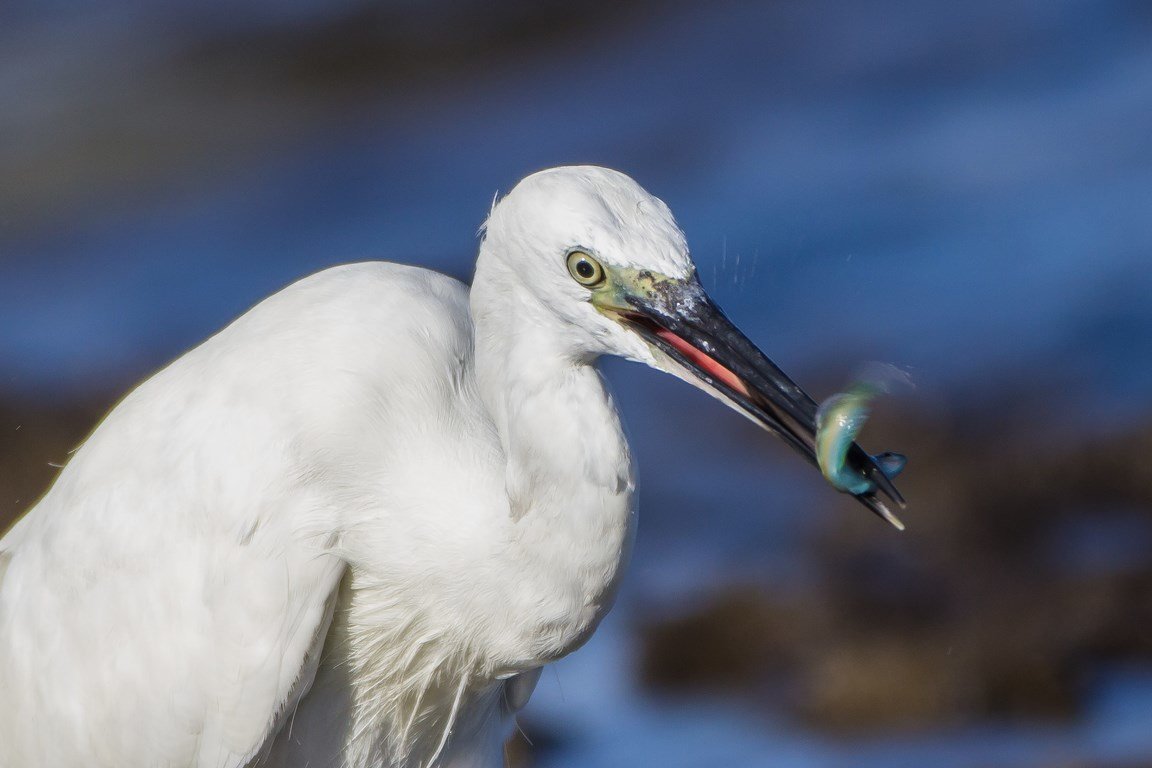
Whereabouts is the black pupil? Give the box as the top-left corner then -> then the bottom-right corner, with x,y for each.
575,260 -> 595,279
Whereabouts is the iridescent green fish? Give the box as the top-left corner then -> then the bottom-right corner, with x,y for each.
815,366 -> 909,530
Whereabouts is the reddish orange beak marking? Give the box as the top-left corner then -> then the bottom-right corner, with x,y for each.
653,327 -> 751,399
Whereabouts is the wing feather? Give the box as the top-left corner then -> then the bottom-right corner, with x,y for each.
0,263 -> 470,766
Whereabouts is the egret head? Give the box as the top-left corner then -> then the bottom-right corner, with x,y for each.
479,165 -> 904,522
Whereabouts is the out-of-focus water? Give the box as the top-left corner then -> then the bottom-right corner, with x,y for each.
526,608 -> 1152,767
3,0 -> 1152,765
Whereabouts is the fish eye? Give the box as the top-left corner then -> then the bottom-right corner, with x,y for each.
566,250 -> 605,287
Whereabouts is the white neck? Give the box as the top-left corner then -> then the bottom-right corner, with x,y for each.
470,252 -> 636,667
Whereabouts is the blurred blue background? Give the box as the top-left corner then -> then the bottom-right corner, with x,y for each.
3,1 -> 1152,766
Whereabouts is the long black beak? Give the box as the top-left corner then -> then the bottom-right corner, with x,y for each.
618,278 -> 906,526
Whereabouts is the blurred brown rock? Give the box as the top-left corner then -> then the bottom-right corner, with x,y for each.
797,634 -> 964,731
639,586 -> 803,693
0,395 -> 107,534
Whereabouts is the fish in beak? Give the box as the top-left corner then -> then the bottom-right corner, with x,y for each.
596,268 -> 907,529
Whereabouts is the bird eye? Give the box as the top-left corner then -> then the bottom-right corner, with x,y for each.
566,251 -> 605,287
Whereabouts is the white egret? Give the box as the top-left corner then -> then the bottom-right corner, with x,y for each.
0,166 -> 904,767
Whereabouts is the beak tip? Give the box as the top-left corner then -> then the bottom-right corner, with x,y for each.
862,493 -> 907,531
880,508 -> 907,532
